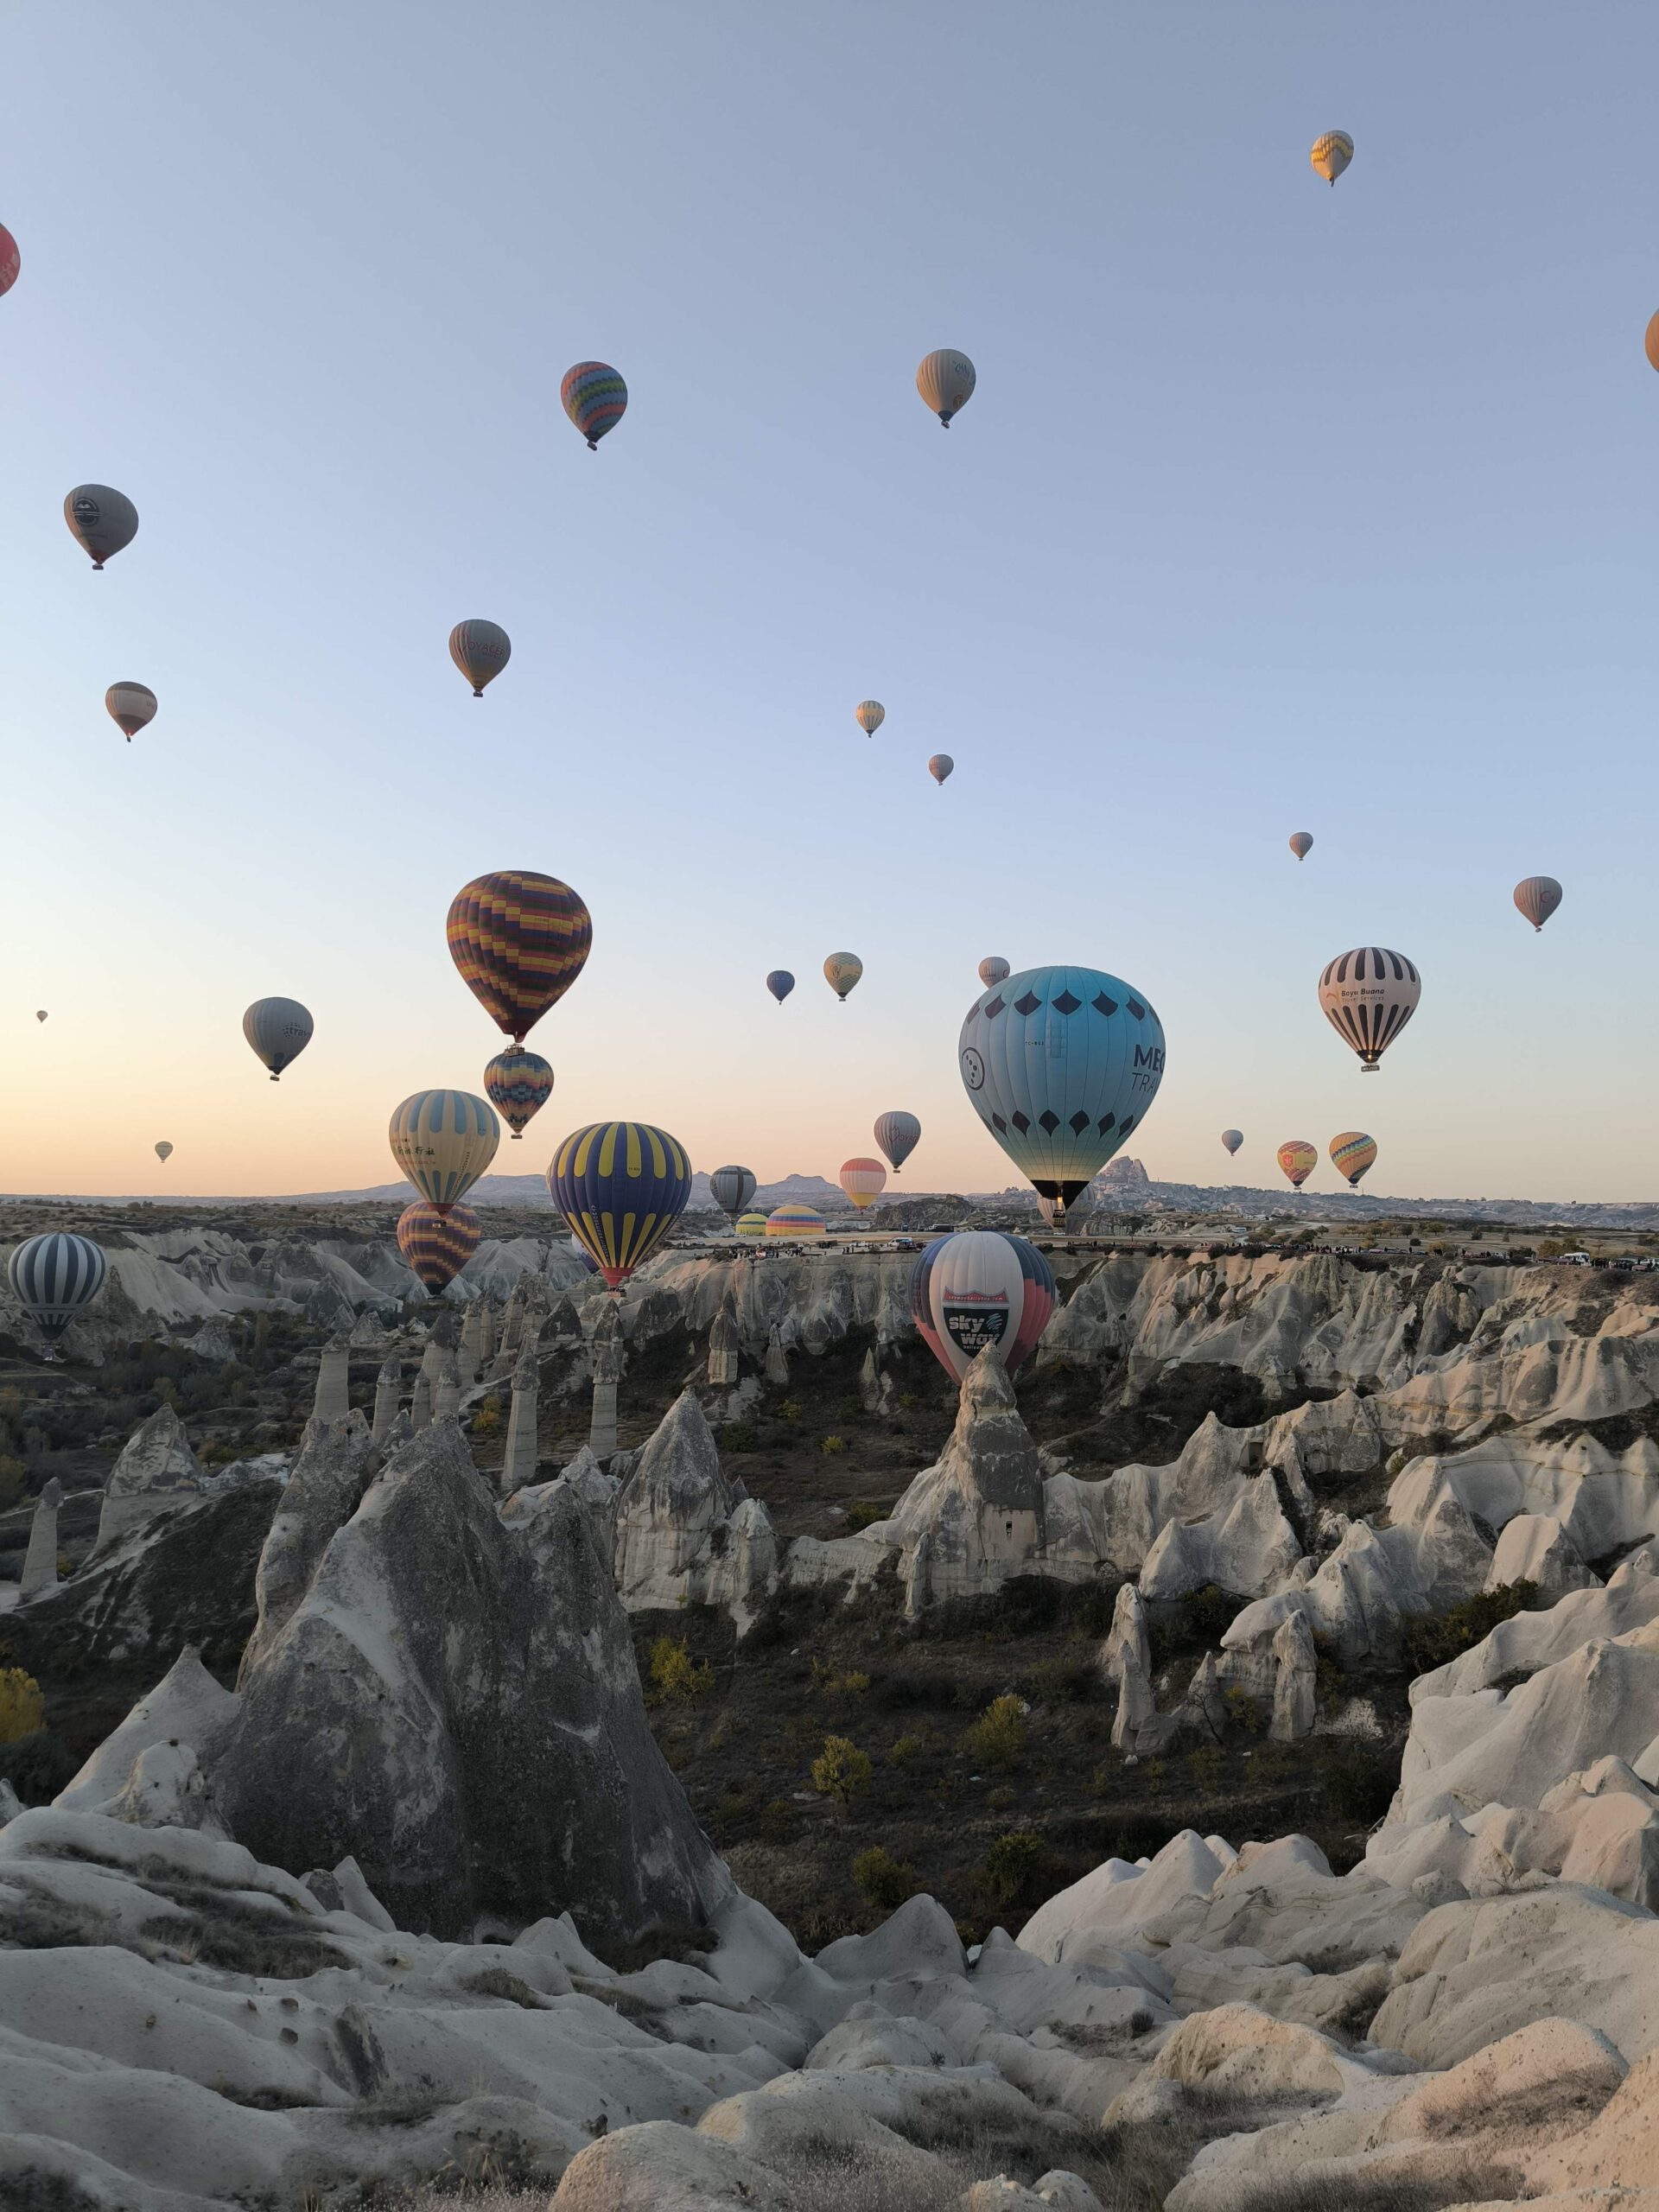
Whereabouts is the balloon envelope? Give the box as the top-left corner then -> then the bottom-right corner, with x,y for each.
959,963 -> 1166,1217
390,1089 -> 499,1211
106,683 -> 156,740
917,348 -> 976,426
1277,1140 -> 1318,1188
977,957 -> 1011,989
155,1141 -> 173,1162
561,361 -> 627,448
1311,130 -> 1353,183
35,1010 -> 46,1023
839,1158 -> 887,1211
766,1204 -> 825,1237
874,1109 -> 921,1173
0,224 -> 19,296
1647,313 -> 1659,373
1318,947 -> 1420,1071
928,753 -> 953,785
709,1164 -> 758,1223
397,1200 -> 481,1293
855,700 -> 885,736
65,485 -> 137,569
449,620 -> 511,697
823,953 -> 862,1001
910,1230 -> 1056,1386
1221,1129 -> 1243,1155
8,1231 -> 107,1347
1289,831 -> 1313,861
734,1211 -> 769,1239
1329,1131 -> 1377,1185
550,1120 -> 692,1289
243,997 -> 314,1081
484,1048 -> 553,1140
766,969 -> 795,1005
1514,875 -> 1562,932
447,870 -> 592,1043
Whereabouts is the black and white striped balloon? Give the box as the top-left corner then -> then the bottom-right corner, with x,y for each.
8,1231 -> 107,1350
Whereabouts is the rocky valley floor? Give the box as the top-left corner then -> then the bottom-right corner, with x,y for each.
7,1206 -> 1659,2207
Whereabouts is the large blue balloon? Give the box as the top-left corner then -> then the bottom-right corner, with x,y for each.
766,969 -> 795,1006
957,964 -> 1166,1218
548,1120 -> 692,1290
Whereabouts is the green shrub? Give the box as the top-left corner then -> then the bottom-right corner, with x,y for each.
852,1846 -> 918,1910
1402,1581 -> 1539,1675
0,1728 -> 75,1803
819,1433 -> 848,1455
0,1667 -> 45,1746
811,1735 -> 873,1808
0,1456 -> 25,1510
1223,1687 -> 1265,1735
1325,1744 -> 1398,1824
472,1394 -> 503,1436
721,1420 -> 757,1452
844,1499 -> 893,1532
779,1400 -> 802,1423
649,1637 -> 713,1703
759,1798 -> 795,1844
987,1783 -> 1016,1813
1188,1744 -> 1224,1794
985,1827 -> 1045,1905
964,1694 -> 1027,1771
887,1731 -> 925,1768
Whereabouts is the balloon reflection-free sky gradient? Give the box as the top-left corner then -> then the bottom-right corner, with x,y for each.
3,3 -> 1656,1205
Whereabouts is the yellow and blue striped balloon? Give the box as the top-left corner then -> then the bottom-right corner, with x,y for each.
389,1089 -> 500,1211
548,1120 -> 692,1289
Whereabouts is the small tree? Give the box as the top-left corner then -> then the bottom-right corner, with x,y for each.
0,1667 -> 45,1746
985,1827 -> 1044,1905
964,1694 -> 1027,1771
852,1846 -> 918,1910
811,1734 -> 872,1810
472,1394 -> 503,1436
649,1636 -> 713,1703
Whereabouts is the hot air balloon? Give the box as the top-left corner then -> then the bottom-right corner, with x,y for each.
484,1047 -> 553,1140
958,964 -> 1166,1222
1646,313 -> 1659,373
35,1010 -> 46,1023
1318,947 -> 1420,1072
105,683 -> 156,741
824,953 -> 862,1003
8,1231 -> 106,1356
1514,876 -> 1562,932
928,753 -> 954,786
1277,1140 -> 1317,1189
449,620 -> 511,697
568,1234 -> 600,1275
561,361 -> 627,449
0,224 -> 20,297
1221,1129 -> 1243,1156
766,1204 -> 825,1238
155,1141 -> 173,1163
874,1109 -> 920,1174
447,870 -> 592,1044
855,701 -> 886,737
1329,1131 -> 1377,1186
549,1120 -> 692,1290
735,1211 -> 769,1239
910,1230 -> 1055,1387
1289,831 -> 1313,861
390,1089 -> 500,1211
243,997 -> 314,1081
978,957 -> 1010,989
65,485 -> 137,569
396,1200 -> 481,1293
1311,130 -> 1353,184
917,348 -> 976,427
839,1158 -> 887,1211
709,1165 -> 758,1224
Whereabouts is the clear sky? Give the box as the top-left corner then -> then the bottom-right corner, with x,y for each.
3,3 -> 1655,1205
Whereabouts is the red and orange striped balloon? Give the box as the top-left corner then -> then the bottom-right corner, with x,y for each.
397,1201 -> 480,1294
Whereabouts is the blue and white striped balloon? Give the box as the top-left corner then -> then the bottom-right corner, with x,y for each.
958,964 -> 1166,1220
8,1231 -> 107,1349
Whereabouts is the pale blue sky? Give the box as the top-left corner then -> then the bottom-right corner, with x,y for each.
3,3 -> 1653,1202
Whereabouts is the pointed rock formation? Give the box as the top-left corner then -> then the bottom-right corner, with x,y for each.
764,1325 -> 790,1386
18,1478 -> 62,1600
213,1418 -> 728,1942
707,1304 -> 741,1387
1270,1608 -> 1319,1743
239,1413 -> 378,1677
1138,1472 -> 1303,1603
433,1351 -> 461,1421
310,1330 -> 352,1428
458,1299 -> 486,1382
501,1339 -> 541,1493
410,1367 -> 432,1432
612,1390 -> 778,1630
372,1352 -> 401,1440
96,1406 -> 205,1551
1102,1582 -> 1151,1691
56,1646 -> 241,1814
878,1344 -> 1045,1610
348,1307 -> 390,1352
590,1297 -> 624,1459
1113,1643 -> 1156,1751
